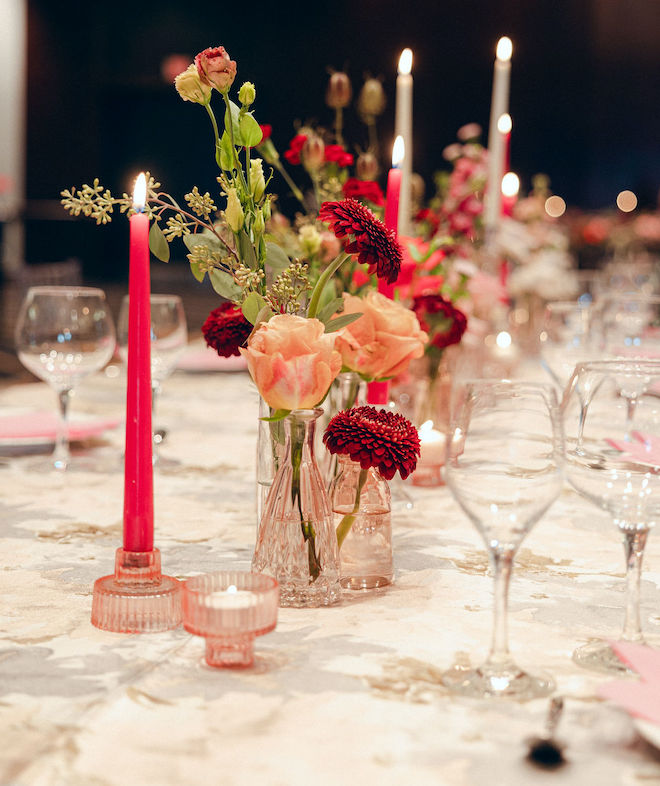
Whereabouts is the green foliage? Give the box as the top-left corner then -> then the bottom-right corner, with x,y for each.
149,221 -> 170,262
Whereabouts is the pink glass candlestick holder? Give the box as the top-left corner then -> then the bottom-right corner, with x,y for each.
182,572 -> 279,668
91,548 -> 182,633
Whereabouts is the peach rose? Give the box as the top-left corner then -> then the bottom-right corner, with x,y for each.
335,291 -> 428,381
240,315 -> 341,411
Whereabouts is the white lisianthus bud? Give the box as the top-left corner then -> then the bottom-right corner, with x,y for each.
253,208 -> 265,234
298,225 -> 322,257
225,187 -> 244,233
174,64 -> 212,105
250,158 -> 266,201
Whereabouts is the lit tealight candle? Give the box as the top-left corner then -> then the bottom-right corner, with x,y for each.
206,585 -> 256,611
418,419 -> 446,465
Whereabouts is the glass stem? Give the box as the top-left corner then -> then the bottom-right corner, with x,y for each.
620,526 -> 649,642
53,388 -> 72,470
624,395 -> 638,440
486,548 -> 515,667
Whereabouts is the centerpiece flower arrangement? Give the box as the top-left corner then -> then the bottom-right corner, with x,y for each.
61,44 -> 407,606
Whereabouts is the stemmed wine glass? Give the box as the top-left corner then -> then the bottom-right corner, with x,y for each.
539,300 -> 595,392
14,286 -> 116,471
442,380 -> 565,699
117,294 -> 188,465
562,360 -> 660,673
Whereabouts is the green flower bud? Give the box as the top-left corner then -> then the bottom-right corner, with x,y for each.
253,208 -> 265,234
225,187 -> 244,233
298,224 -> 322,257
250,158 -> 266,201
239,81 -> 256,107
262,197 -> 272,222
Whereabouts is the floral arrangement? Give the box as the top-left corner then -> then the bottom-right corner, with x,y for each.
61,44 -> 406,420
324,406 -> 420,547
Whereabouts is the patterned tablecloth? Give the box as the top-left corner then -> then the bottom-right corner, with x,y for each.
1,360 -> 660,786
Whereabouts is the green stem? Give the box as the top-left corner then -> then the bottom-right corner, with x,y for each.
222,93 -> 249,193
205,103 -> 222,171
307,252 -> 350,318
335,107 -> 344,147
290,423 -> 321,581
336,468 -> 368,549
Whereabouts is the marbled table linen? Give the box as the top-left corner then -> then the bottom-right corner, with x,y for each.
1,366 -> 659,785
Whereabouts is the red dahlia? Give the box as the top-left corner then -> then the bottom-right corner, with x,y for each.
318,198 -> 402,284
323,405 -> 420,480
412,294 -> 468,350
202,302 -> 252,357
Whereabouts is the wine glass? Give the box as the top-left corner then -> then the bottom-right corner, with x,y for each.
14,286 -> 116,470
117,294 -> 188,465
562,360 -> 660,673
539,300 -> 595,392
442,380 -> 565,699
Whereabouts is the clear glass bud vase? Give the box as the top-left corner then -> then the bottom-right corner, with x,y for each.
320,371 -> 367,488
252,408 -> 341,607
256,396 -> 285,526
331,455 -> 393,589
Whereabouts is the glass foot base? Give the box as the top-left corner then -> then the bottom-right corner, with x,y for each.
442,662 -> 555,700
410,463 -> 445,487
572,639 -> 635,675
278,579 -> 341,608
91,548 -> 182,633
341,574 -> 392,590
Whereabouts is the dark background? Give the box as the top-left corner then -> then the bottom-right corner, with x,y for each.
25,0 -> 660,279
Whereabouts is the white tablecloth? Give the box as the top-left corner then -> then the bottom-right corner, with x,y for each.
1,359 -> 660,785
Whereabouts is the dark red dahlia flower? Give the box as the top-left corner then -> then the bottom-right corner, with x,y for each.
412,294 -> 468,350
202,302 -> 252,357
342,177 -> 385,206
323,405 -> 420,480
284,134 -> 307,165
318,198 -> 402,284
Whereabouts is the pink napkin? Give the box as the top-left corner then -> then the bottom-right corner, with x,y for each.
598,642 -> 660,724
607,431 -> 660,467
0,412 -> 120,442
177,349 -> 247,372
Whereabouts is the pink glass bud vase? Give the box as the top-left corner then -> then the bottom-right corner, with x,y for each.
331,455 -> 393,589
252,408 -> 341,607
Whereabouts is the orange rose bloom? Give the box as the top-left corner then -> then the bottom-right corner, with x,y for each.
335,291 -> 428,381
240,315 -> 341,411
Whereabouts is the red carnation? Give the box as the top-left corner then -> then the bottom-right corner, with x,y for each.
342,177 -> 385,206
324,144 -> 354,168
323,405 -> 420,480
284,134 -> 307,165
318,198 -> 402,284
412,294 -> 468,350
202,302 -> 253,357
258,124 -> 272,142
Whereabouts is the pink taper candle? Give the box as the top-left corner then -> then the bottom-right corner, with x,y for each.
378,135 -> 405,299
123,173 -> 154,552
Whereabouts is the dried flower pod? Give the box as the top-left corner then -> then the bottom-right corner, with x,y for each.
358,77 -> 386,118
302,135 -> 325,171
410,173 -> 425,205
326,72 -> 352,109
356,151 -> 379,181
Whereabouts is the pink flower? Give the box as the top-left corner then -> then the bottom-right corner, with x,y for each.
466,271 -> 508,313
240,315 -> 341,411
334,291 -> 428,381
195,46 -> 237,93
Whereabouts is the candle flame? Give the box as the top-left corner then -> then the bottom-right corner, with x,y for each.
132,172 -> 147,211
501,172 -> 520,198
496,330 -> 512,348
398,48 -> 413,75
496,36 -> 513,62
497,113 -> 512,134
392,135 -> 405,167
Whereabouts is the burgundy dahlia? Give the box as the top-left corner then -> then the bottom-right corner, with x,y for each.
318,198 -> 402,284
412,294 -> 468,351
202,302 -> 252,357
323,405 -> 420,480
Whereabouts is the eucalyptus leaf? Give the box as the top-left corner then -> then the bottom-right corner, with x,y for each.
209,268 -> 243,301
189,260 -> 206,283
324,312 -> 363,333
264,241 -> 290,273
236,230 -> 257,269
149,221 -> 170,262
242,291 -> 268,325
407,243 -> 423,263
239,113 -> 263,147
317,297 -> 344,325
254,304 -> 274,329
182,229 -> 223,254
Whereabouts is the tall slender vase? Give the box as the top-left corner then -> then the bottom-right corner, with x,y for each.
319,371 -> 367,488
256,396 -> 285,526
252,409 -> 341,607
332,455 -> 392,589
